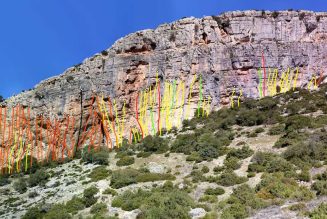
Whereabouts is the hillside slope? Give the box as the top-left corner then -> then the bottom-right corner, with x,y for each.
1,85 -> 327,219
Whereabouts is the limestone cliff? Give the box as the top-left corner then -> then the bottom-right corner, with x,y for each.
4,10 -> 327,141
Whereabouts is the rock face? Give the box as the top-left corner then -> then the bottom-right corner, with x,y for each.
147,162 -> 167,174
4,10 -> 327,140
189,208 -> 206,218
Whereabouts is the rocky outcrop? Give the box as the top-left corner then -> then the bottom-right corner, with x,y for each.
4,10 -> 327,140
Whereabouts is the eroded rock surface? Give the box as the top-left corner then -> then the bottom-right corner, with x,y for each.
4,10 -> 327,139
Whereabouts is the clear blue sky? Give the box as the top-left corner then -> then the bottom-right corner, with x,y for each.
1,0 -> 327,98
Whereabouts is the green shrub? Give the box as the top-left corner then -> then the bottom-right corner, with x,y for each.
221,184 -> 266,218
201,166 -> 210,173
304,104 -> 318,113
13,178 -> 27,194
224,157 -> 241,170
297,170 -> 311,182
90,202 -> 107,215
215,171 -> 248,186
82,146 -> 109,165
247,132 -> 258,138
236,109 -> 266,126
83,186 -> 99,207
286,102 -> 301,115
171,133 -> 197,154
257,97 -> 278,111
112,185 -> 194,218
112,189 -> 149,211
265,157 -> 295,173
136,172 -> 176,183
88,166 -> 111,182
141,135 -> 169,153
293,186 -> 316,202
230,184 -> 266,208
213,166 -> 224,173
221,203 -> 248,219
196,132 -> 229,160
214,130 -> 235,146
285,115 -> 312,131
255,127 -> 265,133
312,180 -> 327,196
0,175 -> 9,186
315,171 -> 327,181
307,203 -> 327,218
199,194 -> 218,203
22,207 -> 43,219
189,170 -> 205,183
274,135 -> 294,148
116,156 -> 135,166
66,196 -> 85,215
186,152 -> 202,162
268,124 -> 285,135
103,188 -> 118,196
172,128 -> 232,162
284,132 -> 327,161
110,169 -> 139,189
28,168 -> 49,187
227,146 -> 254,159
197,145 -> 219,161
204,187 -> 225,196
136,151 -> 152,158
256,173 -> 314,201
247,163 -> 265,173
249,151 -> 294,173
44,204 -> 72,219
115,147 -> 135,159
288,202 -> 306,211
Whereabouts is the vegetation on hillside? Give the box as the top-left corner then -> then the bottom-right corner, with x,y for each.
3,85 -> 327,218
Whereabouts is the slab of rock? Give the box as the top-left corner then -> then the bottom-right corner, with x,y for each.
122,209 -> 142,219
189,208 -> 206,219
147,162 -> 167,174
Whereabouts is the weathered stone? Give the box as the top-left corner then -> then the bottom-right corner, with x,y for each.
147,162 -> 167,174
189,208 -> 206,219
4,10 -> 327,146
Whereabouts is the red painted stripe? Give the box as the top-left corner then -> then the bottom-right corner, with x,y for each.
135,92 -> 144,139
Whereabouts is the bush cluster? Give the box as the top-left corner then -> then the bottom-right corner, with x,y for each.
112,182 -> 194,218
248,152 -> 294,174
13,178 -> 27,194
207,171 -> 248,187
140,135 -> 169,154
306,203 -> 327,218
23,186 -> 100,218
256,173 -> 314,201
83,186 -> 100,207
110,168 -> 175,189
172,131 -> 232,162
116,156 -> 135,166
88,166 -> 111,182
283,131 -> 327,169
226,146 -> 254,159
221,184 -> 266,219
204,187 -> 225,196
81,146 -> 109,165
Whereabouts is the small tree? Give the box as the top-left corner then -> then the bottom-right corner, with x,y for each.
0,95 -> 4,103
83,186 -> 99,207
